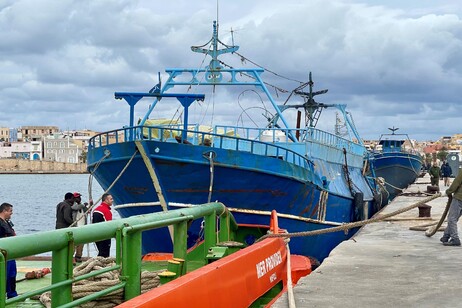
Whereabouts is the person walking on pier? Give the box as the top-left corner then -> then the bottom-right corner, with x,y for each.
441,161 -> 452,187
55,192 -> 74,229
92,194 -> 113,257
441,171 -> 462,246
0,203 -> 17,298
428,161 -> 441,186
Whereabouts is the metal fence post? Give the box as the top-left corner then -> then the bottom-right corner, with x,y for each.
0,252 -> 5,308
122,228 -> 141,300
173,221 -> 188,274
51,232 -> 74,306
204,211 -> 217,252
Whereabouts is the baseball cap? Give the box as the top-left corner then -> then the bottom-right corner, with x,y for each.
73,192 -> 82,197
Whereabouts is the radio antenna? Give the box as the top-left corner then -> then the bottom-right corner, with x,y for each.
216,0 -> 219,25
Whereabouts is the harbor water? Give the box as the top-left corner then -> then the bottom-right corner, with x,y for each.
0,173 -> 120,256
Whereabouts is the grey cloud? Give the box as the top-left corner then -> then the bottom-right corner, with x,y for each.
0,0 -> 460,141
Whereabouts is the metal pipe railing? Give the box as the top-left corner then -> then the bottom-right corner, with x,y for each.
0,202 -> 232,307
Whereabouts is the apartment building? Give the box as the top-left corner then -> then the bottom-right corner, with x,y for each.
43,134 -> 81,163
18,126 -> 60,142
0,127 -> 10,142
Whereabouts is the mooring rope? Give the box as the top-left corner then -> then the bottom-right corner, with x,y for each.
423,195 -> 452,236
207,151 -> 215,203
285,238 -> 296,308
87,150 -> 111,203
371,175 -> 439,199
71,150 -> 139,228
39,257 -> 162,308
257,193 -> 441,242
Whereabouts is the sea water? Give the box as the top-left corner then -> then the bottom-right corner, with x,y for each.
0,173 -> 120,256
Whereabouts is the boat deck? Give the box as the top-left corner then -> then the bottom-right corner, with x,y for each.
13,257 -> 177,307
273,174 -> 459,307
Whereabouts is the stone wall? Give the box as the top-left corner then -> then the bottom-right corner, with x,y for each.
0,159 -> 87,173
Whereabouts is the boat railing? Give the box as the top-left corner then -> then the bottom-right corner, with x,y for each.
88,125 -> 314,169
213,125 -> 363,154
0,202 -> 237,307
298,127 -> 365,156
375,147 -> 421,156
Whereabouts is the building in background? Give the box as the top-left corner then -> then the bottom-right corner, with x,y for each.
0,141 -> 40,160
0,127 -> 10,142
43,134 -> 81,163
30,140 -> 42,160
9,142 -> 31,159
18,126 -> 59,142
9,129 -> 17,142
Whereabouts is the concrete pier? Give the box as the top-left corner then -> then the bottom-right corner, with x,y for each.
273,175 -> 459,307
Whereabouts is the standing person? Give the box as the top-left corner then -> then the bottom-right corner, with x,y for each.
0,203 -> 17,298
441,171 -> 462,246
441,161 -> 453,187
92,194 -> 113,257
56,192 -> 75,229
428,161 -> 441,186
71,192 -> 93,263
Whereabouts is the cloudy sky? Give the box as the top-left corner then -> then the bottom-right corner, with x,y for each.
1,0 -> 461,141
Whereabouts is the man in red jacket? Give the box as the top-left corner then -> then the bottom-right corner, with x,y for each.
92,194 -> 113,257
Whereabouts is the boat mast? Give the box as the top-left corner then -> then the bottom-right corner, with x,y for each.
274,73 -> 364,144
190,21 -> 239,83
136,21 -> 296,141
388,127 -> 399,135
293,72 -> 329,128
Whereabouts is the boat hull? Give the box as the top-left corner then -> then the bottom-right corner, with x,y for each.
371,152 -> 422,199
118,235 -> 311,308
88,139 -> 381,262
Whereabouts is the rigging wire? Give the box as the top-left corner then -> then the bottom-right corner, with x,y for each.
233,51 -> 305,84
218,59 -> 290,94
168,40 -> 214,127
152,25 -> 309,129
210,89 -> 215,128
236,89 -> 267,128
237,106 -> 274,131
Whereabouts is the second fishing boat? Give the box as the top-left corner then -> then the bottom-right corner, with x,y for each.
369,127 -> 423,200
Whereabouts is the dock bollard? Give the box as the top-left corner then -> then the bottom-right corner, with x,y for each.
426,185 -> 440,194
418,204 -> 432,217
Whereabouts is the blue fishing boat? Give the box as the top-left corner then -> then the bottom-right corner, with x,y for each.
369,127 -> 423,200
87,21 -> 384,262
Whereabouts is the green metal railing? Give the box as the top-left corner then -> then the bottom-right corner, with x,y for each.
0,202 -> 238,307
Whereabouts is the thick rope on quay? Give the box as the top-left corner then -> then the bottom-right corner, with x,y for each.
39,256 -> 163,308
424,195 -> 452,237
257,193 -> 442,242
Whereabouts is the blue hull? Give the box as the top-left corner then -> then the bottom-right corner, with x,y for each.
371,152 -> 422,200
88,138 -> 382,262
87,22 -> 384,262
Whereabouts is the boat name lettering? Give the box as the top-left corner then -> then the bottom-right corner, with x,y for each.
256,261 -> 266,278
256,251 -> 283,279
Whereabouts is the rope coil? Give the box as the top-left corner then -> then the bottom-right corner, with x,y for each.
39,257 -> 162,308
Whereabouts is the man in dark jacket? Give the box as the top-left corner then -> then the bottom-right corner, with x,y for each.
441,161 -> 452,186
56,192 -> 74,229
0,202 -> 17,298
92,193 -> 113,257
